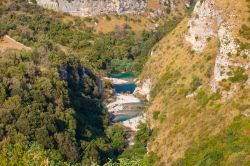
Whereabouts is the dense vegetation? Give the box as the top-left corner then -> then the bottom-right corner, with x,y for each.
106,123 -> 158,166
0,48 -> 115,164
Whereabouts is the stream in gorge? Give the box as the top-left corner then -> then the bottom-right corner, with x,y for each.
105,73 -> 147,131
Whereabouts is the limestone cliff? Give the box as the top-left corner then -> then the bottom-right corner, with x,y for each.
35,0 -> 147,16
35,0 -> 194,17
159,0 -> 194,8
185,0 -> 250,97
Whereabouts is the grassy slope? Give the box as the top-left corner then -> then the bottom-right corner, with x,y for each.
174,115 -> 250,166
141,0 -> 250,165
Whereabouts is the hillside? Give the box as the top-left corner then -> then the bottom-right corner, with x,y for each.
0,0 -> 249,165
139,0 -> 250,165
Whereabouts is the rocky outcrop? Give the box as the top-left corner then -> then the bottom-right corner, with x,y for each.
35,0 -> 195,16
122,115 -> 145,131
186,0 -> 250,96
159,0 -> 194,9
35,0 -> 59,10
134,79 -> 151,101
212,22 -> 250,93
35,0 -> 147,16
185,0 -> 221,52
212,23 -> 238,90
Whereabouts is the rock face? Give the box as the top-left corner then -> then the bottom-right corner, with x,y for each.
212,23 -> 238,88
212,22 -> 250,94
36,0 -> 147,16
134,79 -> 151,101
186,0 -> 250,96
185,0 -> 220,52
159,0 -> 194,8
35,0 -> 195,16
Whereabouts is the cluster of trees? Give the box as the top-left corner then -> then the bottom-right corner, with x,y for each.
106,123 -> 158,166
0,46 -> 117,164
0,140 -> 70,165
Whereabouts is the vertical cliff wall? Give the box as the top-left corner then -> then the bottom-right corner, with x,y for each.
35,0 -> 147,16
35,0 -> 195,16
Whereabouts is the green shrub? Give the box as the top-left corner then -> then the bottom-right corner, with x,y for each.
159,114 -> 167,123
105,15 -> 112,21
190,76 -> 202,92
196,90 -> 209,106
153,111 -> 160,120
106,126 -> 127,150
229,67 -> 248,83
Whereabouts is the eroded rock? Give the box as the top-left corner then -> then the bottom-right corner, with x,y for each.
134,79 -> 151,101
185,0 -> 220,52
35,0 -> 147,16
186,0 -> 249,97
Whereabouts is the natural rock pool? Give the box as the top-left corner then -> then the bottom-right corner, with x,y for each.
113,83 -> 136,93
106,73 -> 147,130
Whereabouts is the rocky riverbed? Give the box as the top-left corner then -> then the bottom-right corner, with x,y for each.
103,73 -> 147,131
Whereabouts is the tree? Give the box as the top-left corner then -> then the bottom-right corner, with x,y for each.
55,132 -> 80,162
106,126 -> 127,151
0,83 -> 6,104
81,141 -> 101,165
134,123 -> 150,145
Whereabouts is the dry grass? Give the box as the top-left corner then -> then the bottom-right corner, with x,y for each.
0,35 -> 31,54
94,14 -> 149,33
147,0 -> 164,10
71,0 -> 188,34
140,0 -> 250,165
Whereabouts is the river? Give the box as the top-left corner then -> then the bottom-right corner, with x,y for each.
105,73 -> 147,131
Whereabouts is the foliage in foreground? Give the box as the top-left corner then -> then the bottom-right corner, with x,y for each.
105,123 -> 158,166
0,141 -> 69,166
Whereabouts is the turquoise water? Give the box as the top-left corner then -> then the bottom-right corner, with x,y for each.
114,110 -> 143,122
113,83 -> 136,93
123,102 -> 148,107
115,115 -> 137,122
111,73 -> 135,79
110,72 -> 146,123
112,73 -> 136,93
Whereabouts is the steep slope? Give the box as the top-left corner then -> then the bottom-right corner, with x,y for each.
138,0 -> 250,165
